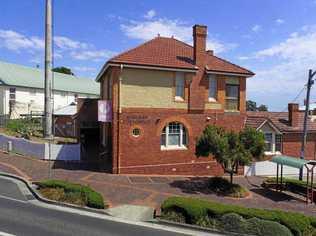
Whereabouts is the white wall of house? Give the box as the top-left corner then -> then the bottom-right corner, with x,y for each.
0,85 -> 98,117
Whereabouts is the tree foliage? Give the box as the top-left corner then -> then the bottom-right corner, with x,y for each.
246,100 -> 257,111
246,100 -> 268,111
196,125 -> 265,183
52,66 -> 74,75
257,104 -> 268,111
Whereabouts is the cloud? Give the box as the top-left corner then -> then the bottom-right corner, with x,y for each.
54,36 -> 89,50
0,28 -> 114,62
121,18 -> 235,54
0,29 -> 44,51
251,25 -> 261,32
144,10 -> 156,19
244,25 -> 316,109
73,66 -> 96,72
70,49 -> 115,61
275,19 -> 285,25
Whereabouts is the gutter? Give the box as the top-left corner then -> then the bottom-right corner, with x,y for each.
96,63 -> 198,82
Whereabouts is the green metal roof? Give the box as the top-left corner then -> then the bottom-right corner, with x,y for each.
271,155 -> 308,169
0,61 -> 100,95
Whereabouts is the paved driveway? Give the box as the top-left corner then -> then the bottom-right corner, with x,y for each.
0,152 -> 315,216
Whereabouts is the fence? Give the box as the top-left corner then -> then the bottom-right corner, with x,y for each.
0,133 -> 80,161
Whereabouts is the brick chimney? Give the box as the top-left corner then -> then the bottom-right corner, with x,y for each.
288,103 -> 299,127
193,25 -> 207,65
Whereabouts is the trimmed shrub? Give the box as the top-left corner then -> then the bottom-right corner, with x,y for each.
161,211 -> 186,224
220,213 -> 249,233
208,177 -> 249,198
161,196 -> 316,236
247,217 -> 293,236
37,179 -> 105,209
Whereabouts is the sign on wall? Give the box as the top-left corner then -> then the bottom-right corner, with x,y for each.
98,100 -> 112,122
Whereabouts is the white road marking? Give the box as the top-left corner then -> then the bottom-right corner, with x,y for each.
0,194 -> 27,204
0,231 -> 16,236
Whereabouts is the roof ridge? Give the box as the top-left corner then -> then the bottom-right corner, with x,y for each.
0,60 -> 92,81
210,54 -> 254,75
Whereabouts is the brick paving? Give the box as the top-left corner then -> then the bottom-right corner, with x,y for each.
0,151 -> 316,216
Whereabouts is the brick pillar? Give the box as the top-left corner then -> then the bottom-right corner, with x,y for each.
217,76 -> 226,109
239,77 -> 246,113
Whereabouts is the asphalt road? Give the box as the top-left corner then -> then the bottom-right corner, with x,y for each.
0,178 -> 186,236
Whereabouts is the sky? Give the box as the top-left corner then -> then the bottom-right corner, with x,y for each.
1,0 -> 316,111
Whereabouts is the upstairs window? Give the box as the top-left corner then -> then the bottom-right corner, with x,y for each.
208,75 -> 217,101
225,84 -> 239,111
175,72 -> 185,101
161,122 -> 187,150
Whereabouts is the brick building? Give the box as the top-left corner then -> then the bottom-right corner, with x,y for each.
96,25 -> 254,175
246,103 -> 316,160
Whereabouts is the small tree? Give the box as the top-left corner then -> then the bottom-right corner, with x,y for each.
246,100 -> 257,111
196,125 -> 265,183
52,66 -> 74,75
257,104 -> 268,111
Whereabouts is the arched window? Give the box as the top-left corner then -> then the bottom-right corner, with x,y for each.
161,122 -> 187,150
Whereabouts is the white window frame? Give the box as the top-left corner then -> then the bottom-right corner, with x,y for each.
264,132 -> 282,155
161,123 -> 187,150
208,74 -> 217,102
9,87 -> 16,102
175,72 -> 185,101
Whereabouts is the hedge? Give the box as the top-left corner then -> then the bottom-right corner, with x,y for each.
264,177 -> 316,188
161,196 -> 316,236
37,179 -> 105,209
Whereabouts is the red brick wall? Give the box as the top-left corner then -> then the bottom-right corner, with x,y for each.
113,108 -> 246,175
282,133 -> 316,160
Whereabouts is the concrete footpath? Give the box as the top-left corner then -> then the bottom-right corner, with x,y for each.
0,152 -> 315,217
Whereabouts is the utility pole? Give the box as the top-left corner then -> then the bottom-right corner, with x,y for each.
44,0 -> 53,139
299,69 -> 316,180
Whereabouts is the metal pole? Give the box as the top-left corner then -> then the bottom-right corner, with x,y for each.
299,70 -> 316,180
44,0 -> 53,139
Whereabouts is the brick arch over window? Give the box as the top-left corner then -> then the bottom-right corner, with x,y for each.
156,116 -> 192,137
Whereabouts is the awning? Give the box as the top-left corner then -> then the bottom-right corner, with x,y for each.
271,155 -> 309,169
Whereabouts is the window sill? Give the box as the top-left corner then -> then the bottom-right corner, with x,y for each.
264,151 -> 282,156
174,96 -> 185,102
208,98 -> 217,103
161,146 -> 188,151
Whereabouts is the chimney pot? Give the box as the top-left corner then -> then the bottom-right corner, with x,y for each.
288,103 -> 299,127
193,24 -> 207,65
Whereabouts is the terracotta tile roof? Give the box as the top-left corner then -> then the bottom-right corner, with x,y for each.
108,37 -> 254,75
246,111 -> 316,133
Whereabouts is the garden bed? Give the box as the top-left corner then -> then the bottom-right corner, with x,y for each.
160,196 -> 316,236
262,177 -> 316,201
36,179 -> 106,209
208,177 -> 249,198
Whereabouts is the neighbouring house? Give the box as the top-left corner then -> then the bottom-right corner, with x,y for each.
0,61 -> 99,118
96,24 -> 254,175
245,103 -> 316,176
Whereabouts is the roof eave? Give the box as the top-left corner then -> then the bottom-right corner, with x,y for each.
206,69 -> 255,78
96,62 -> 198,81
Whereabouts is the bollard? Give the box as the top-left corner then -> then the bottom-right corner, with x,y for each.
7,141 -> 12,154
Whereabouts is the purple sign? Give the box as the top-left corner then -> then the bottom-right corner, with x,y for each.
98,100 -> 112,122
